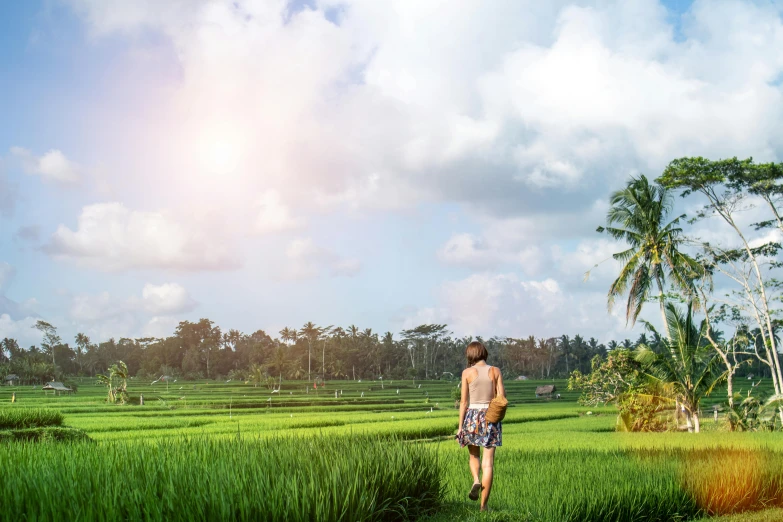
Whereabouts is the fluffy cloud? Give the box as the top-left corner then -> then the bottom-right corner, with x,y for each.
403,272 -> 639,343
140,283 -> 197,315
63,0 -> 783,219
69,283 -> 197,340
284,237 -> 361,279
0,315 -> 41,346
255,190 -> 303,234
45,203 -> 239,271
11,146 -> 80,183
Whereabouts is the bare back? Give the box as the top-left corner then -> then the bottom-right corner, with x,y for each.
463,364 -> 504,405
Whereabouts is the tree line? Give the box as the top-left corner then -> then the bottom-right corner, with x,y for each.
0,319 -> 684,384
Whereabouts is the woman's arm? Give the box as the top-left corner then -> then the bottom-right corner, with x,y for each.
494,367 -> 506,399
458,370 -> 470,433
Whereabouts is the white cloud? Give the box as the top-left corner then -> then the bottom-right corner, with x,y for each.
403,272 -> 641,343
255,190 -> 303,233
140,283 -> 197,315
284,237 -> 361,279
11,146 -> 81,183
59,0 -> 783,235
45,203 -> 239,271
0,315 -> 41,346
68,283 -> 197,340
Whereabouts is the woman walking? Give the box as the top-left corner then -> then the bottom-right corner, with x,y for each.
456,341 -> 505,512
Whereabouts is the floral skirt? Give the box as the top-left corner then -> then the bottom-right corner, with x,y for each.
457,408 -> 502,448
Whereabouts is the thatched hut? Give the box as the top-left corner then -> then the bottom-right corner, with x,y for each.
535,385 -> 556,398
4,374 -> 19,386
42,382 -> 73,396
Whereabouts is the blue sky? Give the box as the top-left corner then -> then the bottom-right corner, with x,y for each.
2,0 -> 782,347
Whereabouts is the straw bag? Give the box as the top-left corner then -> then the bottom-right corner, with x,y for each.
485,395 -> 508,423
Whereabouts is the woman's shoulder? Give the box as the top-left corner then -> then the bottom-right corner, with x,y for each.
489,366 -> 502,378
461,367 -> 477,379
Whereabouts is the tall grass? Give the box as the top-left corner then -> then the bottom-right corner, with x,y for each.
0,436 -> 440,522
0,408 -> 63,429
437,448 -> 783,521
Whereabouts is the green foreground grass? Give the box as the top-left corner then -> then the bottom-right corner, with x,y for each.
1,378 -> 782,521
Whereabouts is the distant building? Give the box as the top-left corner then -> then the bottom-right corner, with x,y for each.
515,375 -> 528,381
42,382 -> 73,396
4,374 -> 19,386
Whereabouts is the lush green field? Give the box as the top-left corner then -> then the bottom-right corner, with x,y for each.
0,377 -> 781,521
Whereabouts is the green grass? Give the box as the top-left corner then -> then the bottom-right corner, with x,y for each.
1,378 -> 782,521
0,408 -> 64,429
0,436 -> 440,522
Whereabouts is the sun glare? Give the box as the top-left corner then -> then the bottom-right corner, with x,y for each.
197,125 -> 244,176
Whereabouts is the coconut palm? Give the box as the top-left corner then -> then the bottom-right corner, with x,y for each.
635,303 -> 725,433
298,322 -> 321,383
599,175 -> 701,332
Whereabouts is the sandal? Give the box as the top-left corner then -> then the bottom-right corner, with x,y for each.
468,482 -> 482,501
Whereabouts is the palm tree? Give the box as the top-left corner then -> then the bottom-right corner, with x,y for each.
74,333 -> 90,375
599,175 -> 701,333
299,322 -> 321,383
636,303 -> 725,433
279,327 -> 297,346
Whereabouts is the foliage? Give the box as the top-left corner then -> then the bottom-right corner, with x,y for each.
596,174 -> 701,327
616,385 -> 675,432
96,361 -> 129,404
636,303 -> 726,432
725,393 -> 783,432
568,350 -> 645,406
569,350 -> 675,432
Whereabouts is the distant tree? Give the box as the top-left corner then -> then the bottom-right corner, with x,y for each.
74,333 -> 90,375
299,322 -> 321,383
33,320 -> 61,371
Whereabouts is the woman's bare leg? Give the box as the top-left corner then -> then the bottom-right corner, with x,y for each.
468,445 -> 481,485
480,447 -> 495,511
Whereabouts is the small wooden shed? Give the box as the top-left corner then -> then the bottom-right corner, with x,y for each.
42,382 -> 73,396
535,385 -> 556,398
4,374 -> 19,386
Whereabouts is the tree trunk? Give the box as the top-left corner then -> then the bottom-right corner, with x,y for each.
684,411 -> 693,433
693,412 -> 700,433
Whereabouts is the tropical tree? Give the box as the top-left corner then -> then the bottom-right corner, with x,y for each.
74,333 -> 90,375
660,156 -> 783,422
33,320 -> 61,370
299,322 -> 321,382
597,175 -> 701,333
636,303 -> 725,433
97,361 -> 129,404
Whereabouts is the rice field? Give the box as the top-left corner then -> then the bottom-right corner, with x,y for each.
0,377 -> 781,521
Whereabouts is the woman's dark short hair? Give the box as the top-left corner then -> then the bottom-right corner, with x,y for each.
466,341 -> 488,366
